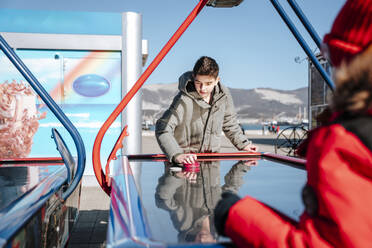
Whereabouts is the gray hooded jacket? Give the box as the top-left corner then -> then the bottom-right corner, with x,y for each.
155,71 -> 250,162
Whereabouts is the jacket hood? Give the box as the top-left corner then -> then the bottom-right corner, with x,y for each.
178,71 -> 193,93
178,71 -> 226,105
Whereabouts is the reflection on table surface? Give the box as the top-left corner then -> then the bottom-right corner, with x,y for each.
0,164 -> 65,211
129,158 -> 306,245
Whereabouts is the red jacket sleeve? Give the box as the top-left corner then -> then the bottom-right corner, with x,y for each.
225,196 -> 331,248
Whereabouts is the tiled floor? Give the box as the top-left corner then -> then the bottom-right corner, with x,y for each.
67,187 -> 110,248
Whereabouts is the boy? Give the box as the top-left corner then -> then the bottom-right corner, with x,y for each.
156,56 -> 257,164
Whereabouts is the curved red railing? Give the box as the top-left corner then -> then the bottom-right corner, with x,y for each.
93,0 -> 209,195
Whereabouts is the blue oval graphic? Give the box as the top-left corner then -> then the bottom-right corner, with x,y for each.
73,74 -> 110,97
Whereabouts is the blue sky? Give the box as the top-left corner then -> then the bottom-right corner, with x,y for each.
0,0 -> 345,90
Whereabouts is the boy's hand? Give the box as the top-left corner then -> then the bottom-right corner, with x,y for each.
174,153 -> 197,164
243,159 -> 258,166
242,143 -> 258,152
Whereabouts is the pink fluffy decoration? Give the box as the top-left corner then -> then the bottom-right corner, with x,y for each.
0,81 -> 45,158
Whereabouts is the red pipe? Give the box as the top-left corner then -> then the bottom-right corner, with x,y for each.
93,0 -> 209,195
0,157 -> 63,162
127,152 -> 261,160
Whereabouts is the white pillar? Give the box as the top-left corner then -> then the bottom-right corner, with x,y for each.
121,12 -> 142,156
121,12 -> 142,191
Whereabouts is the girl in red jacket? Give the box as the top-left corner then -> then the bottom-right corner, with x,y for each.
215,0 -> 372,247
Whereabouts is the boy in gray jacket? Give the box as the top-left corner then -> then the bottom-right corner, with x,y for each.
156,56 -> 257,164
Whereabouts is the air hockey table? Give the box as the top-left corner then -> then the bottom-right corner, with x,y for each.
106,153 -> 307,247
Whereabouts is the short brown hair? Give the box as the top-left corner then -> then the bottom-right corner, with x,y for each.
193,56 -> 219,78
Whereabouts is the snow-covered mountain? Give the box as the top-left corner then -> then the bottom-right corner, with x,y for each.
142,83 -> 307,124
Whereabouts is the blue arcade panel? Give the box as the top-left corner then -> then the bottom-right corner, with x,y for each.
0,50 -> 121,175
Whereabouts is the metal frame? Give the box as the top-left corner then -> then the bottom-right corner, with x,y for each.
308,54 -> 331,129
0,31 -> 149,67
269,0 -> 335,91
52,128 -> 76,184
286,0 -> 322,49
1,32 -> 121,51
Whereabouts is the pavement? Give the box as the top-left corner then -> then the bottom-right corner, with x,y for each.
142,131 -> 281,154
67,187 -> 110,248
67,132 -> 282,247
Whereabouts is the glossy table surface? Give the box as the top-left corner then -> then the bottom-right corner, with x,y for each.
0,163 -> 66,212
121,157 -> 307,245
